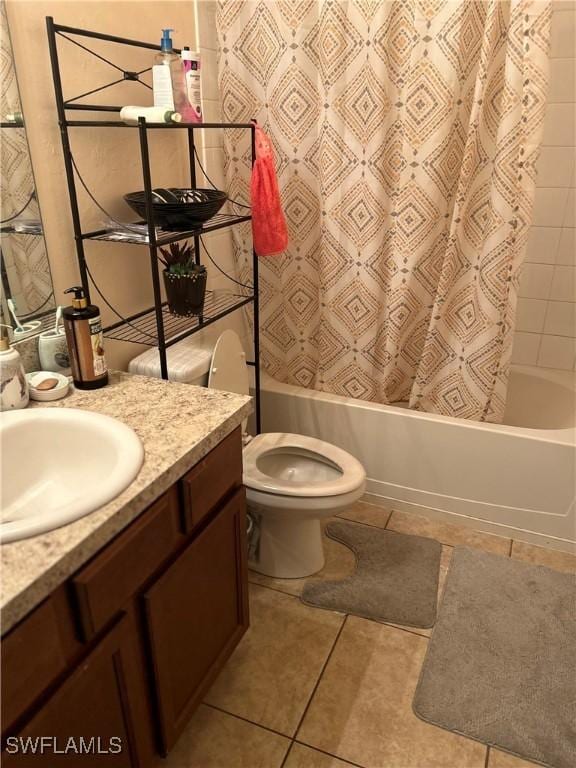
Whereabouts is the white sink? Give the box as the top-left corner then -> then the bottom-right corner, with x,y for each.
1,408 -> 144,543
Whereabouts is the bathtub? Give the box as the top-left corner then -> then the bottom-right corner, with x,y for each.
260,366 -> 576,553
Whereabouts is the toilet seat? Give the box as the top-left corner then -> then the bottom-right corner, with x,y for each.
243,432 -> 365,498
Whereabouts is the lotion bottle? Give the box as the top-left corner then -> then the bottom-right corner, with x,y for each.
181,47 -> 202,123
62,287 -> 108,390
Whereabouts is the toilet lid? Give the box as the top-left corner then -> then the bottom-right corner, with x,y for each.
243,433 -> 366,497
208,330 -> 250,432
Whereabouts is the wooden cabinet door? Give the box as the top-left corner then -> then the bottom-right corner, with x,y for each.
2,613 -> 152,768
144,488 -> 249,753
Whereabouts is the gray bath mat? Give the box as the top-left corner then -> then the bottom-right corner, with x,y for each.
413,547 -> 576,768
301,520 -> 442,628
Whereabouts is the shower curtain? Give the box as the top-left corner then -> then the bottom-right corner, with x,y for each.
217,0 -> 551,422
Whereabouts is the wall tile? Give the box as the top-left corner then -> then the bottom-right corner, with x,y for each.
564,189 -> 575,227
536,147 -> 575,187
519,263 -> 554,298
544,301 -> 576,336
525,226 -> 562,264
516,298 -> 548,333
202,99 -> 223,123
511,332 -> 541,365
549,264 -> 576,300
548,58 -> 576,103
532,188 -> 569,227
542,104 -> 575,146
550,7 -> 576,57
538,334 -> 576,369
515,298 -> 548,332
197,0 -> 218,50
201,49 -> 219,101
557,227 -> 576,265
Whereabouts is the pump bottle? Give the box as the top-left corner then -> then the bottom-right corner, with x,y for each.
62,287 -> 108,390
152,28 -> 187,115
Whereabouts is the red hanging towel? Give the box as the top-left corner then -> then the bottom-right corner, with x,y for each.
250,124 -> 288,257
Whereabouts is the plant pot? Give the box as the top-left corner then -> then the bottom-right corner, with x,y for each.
163,268 -> 207,317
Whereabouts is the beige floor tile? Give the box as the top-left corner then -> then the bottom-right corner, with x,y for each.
297,616 -> 486,768
285,743 -> 357,767
159,705 -> 290,768
489,747 -> 541,767
386,544 -> 453,638
511,540 -> 576,574
248,522 -> 356,597
338,500 -> 392,528
204,584 -> 344,736
387,510 -> 511,555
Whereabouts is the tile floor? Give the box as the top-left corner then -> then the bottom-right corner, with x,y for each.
161,501 -> 576,768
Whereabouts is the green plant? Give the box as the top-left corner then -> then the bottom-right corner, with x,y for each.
159,241 -> 203,277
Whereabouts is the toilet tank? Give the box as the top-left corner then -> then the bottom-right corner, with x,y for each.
128,338 -> 212,386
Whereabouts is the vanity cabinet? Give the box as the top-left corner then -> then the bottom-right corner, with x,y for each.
1,427 -> 248,767
3,612 -> 150,768
145,488 -> 247,752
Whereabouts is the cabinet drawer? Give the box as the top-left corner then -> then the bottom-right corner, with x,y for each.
180,427 -> 242,533
72,487 -> 182,638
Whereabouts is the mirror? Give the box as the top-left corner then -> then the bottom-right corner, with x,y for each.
0,1 -> 55,338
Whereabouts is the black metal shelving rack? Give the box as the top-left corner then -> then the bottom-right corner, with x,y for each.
46,17 -> 261,431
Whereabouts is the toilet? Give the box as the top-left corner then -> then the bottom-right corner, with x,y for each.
129,330 -> 366,579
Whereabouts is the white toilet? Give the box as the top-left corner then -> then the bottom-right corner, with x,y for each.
129,330 -> 366,579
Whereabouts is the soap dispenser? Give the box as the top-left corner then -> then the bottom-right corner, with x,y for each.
62,287 -> 108,390
152,28 -> 187,115
0,324 -> 29,410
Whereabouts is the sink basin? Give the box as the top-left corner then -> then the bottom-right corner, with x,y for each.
1,408 -> 144,543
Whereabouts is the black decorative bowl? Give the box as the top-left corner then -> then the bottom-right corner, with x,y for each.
124,188 -> 227,229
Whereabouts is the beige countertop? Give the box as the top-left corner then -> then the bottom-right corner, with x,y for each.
1,371 -> 252,634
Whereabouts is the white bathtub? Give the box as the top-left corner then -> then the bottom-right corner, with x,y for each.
260,366 -> 576,553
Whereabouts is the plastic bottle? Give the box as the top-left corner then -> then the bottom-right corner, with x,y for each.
181,47 -> 202,123
152,29 -> 187,114
62,287 -> 108,390
120,106 -> 182,125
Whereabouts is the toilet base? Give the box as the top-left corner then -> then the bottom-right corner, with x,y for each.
249,515 -> 325,579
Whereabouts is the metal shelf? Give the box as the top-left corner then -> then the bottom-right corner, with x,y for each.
103,291 -> 254,347
83,213 -> 251,246
46,16 -> 262,431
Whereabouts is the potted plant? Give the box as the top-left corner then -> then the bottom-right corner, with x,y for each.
160,241 -> 207,317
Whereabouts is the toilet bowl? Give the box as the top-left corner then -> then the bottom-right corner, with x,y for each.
129,329 -> 366,579
243,432 -> 365,578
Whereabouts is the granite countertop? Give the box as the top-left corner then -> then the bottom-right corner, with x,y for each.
1,371 -> 252,634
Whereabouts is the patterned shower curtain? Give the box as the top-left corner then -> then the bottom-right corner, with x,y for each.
217,0 -> 551,422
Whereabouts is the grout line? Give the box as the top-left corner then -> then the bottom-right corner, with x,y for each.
485,745 -> 491,768
247,579 -> 304,599
338,509 -> 393,530
509,539 -> 514,558
203,702 -> 292,741
292,615 -> 349,743
376,619 -> 432,640
292,739 -> 367,768
279,740 -> 294,768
